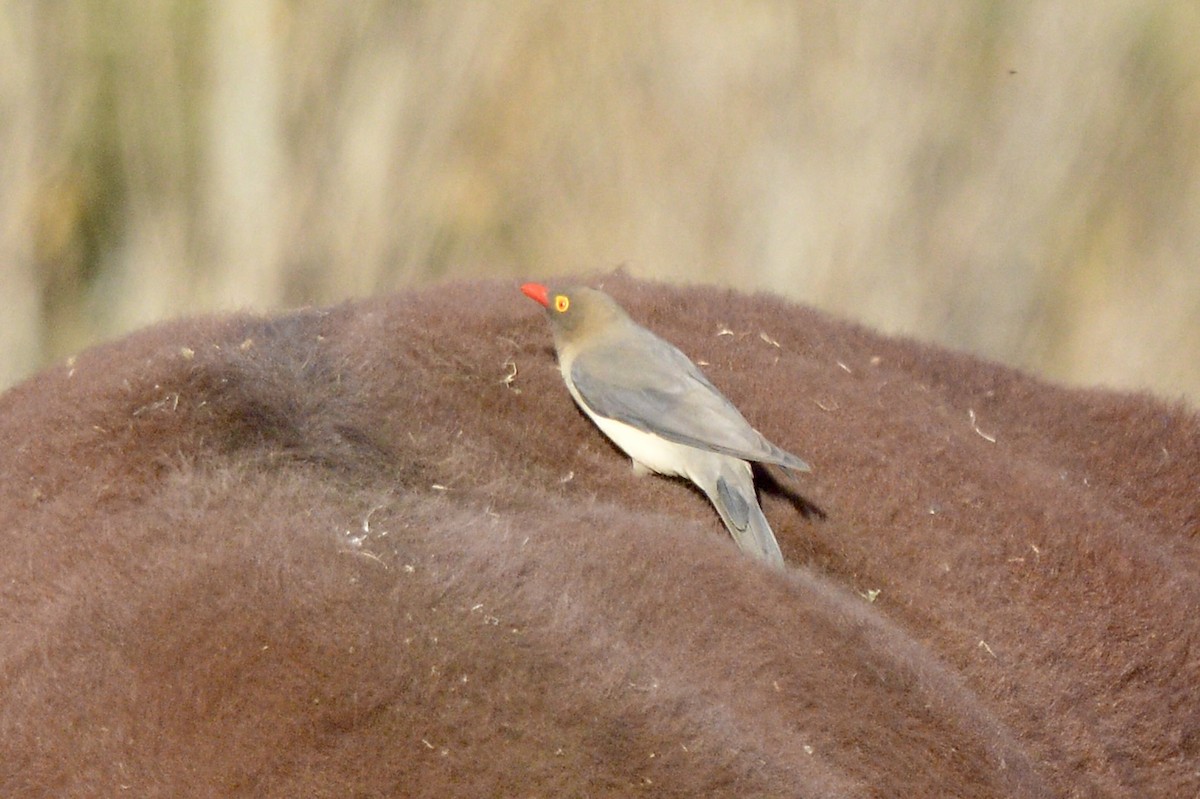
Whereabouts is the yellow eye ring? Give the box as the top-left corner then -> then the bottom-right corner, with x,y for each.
554,295 -> 570,313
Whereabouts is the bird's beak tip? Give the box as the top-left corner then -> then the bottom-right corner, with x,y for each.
521,282 -> 550,307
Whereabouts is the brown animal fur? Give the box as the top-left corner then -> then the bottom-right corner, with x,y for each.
1,274 -> 1196,797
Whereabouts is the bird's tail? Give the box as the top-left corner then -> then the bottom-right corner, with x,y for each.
704,464 -> 785,568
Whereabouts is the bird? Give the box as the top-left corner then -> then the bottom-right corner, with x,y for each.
521,281 -> 810,568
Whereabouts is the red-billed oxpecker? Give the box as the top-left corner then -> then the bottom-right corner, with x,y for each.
521,282 -> 809,568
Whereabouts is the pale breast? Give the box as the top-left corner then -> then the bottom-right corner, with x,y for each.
586,410 -> 693,478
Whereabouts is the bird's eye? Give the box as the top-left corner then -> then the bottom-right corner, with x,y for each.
554,295 -> 569,313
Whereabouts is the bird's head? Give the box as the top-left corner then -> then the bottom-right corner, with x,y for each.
521,282 -> 630,350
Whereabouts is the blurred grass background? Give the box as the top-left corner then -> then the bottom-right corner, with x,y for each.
2,1 -> 1199,401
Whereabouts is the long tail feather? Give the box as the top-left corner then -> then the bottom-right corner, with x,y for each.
708,468 -> 785,568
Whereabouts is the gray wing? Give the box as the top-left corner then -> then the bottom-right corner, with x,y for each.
569,329 -> 810,472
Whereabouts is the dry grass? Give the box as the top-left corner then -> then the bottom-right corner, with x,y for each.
2,1 -> 1199,401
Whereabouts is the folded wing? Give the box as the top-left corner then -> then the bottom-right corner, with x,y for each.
569,329 -> 810,473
